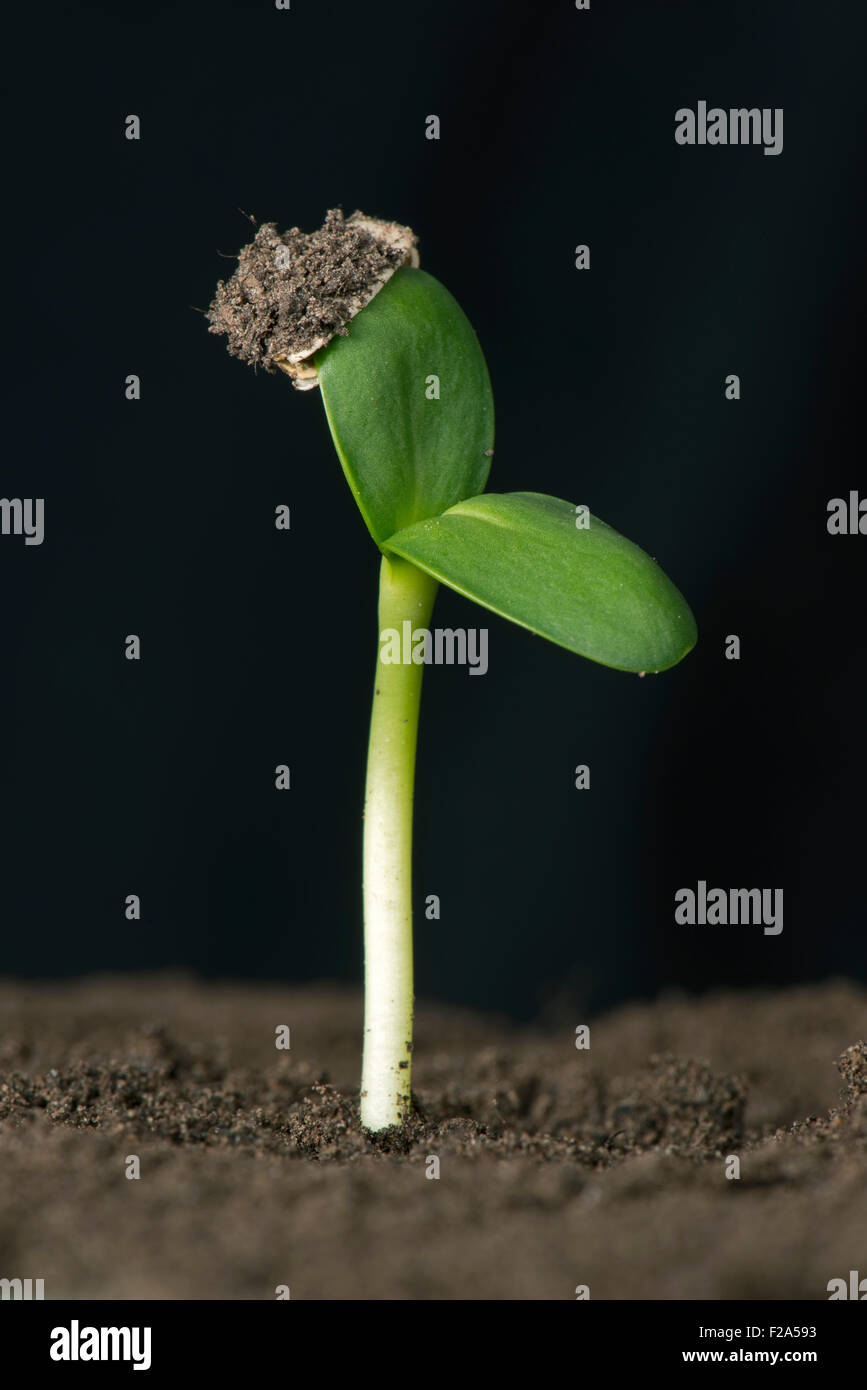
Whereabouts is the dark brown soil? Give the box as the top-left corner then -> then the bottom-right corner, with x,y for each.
207,208 -> 416,372
0,975 -> 865,1299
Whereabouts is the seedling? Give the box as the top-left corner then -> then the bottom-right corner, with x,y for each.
208,209 -> 697,1131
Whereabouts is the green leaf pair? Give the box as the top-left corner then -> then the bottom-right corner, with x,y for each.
316,267 -> 696,674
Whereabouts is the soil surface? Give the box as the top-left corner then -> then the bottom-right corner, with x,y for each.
0,974 -> 865,1300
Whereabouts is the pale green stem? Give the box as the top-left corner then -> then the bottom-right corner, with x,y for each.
360,553 -> 438,1130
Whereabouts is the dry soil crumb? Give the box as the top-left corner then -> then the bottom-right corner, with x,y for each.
207,208 -> 417,382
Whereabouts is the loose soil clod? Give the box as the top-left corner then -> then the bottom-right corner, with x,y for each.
207,208 -> 418,388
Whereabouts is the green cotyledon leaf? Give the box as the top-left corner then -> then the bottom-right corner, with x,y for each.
316,267 -> 494,546
382,492 -> 697,673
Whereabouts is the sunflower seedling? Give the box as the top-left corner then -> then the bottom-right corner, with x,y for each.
208,209 -> 697,1131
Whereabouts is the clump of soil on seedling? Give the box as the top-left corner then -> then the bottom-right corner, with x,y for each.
207,208 -> 418,382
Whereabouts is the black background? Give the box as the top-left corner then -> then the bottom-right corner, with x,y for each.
2,0 -> 865,1019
